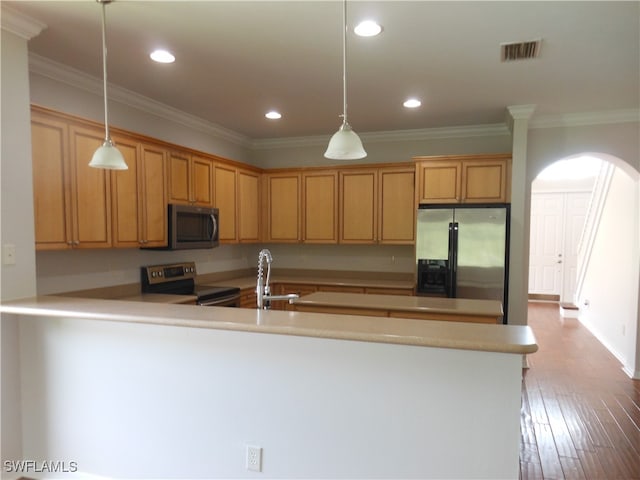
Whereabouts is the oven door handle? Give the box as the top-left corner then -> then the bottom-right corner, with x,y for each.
198,293 -> 240,307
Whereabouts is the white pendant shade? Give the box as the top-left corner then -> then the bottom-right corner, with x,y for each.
90,0 -> 127,170
324,0 -> 366,161
324,122 -> 367,160
89,137 -> 128,170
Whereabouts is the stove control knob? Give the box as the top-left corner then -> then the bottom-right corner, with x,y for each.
151,272 -> 157,278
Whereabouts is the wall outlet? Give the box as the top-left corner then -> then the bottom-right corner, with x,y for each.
246,445 -> 262,472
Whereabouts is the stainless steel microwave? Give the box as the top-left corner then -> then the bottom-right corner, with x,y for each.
145,204 -> 219,250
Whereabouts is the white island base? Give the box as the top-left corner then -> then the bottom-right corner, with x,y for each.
5,298 -> 533,479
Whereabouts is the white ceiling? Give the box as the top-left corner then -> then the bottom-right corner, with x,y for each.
5,1 -> 639,140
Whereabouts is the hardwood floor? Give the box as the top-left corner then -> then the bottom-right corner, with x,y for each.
520,302 -> 640,479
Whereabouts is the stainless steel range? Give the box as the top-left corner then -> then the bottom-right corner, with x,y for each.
141,262 -> 241,307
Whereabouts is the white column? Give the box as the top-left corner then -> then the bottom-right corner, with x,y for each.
506,105 -> 536,329
1,6 -> 45,301
1,5 -> 46,471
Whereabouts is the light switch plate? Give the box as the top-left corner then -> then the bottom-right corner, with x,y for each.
2,244 -> 16,265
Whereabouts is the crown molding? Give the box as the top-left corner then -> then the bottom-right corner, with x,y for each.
29,54 -> 250,147
249,123 -> 511,150
507,105 -> 537,120
1,5 -> 47,40
530,109 -> 640,129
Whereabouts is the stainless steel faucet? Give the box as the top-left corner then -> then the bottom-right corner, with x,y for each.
256,248 -> 299,309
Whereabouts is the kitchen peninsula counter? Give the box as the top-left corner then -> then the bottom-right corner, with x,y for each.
3,294 -> 536,479
292,291 -> 504,324
1,295 -> 535,354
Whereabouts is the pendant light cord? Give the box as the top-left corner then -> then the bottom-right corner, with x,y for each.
100,1 -> 110,140
341,0 -> 348,125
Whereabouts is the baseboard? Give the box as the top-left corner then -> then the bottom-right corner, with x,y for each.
528,293 -> 560,302
578,316 -> 628,369
622,365 -> 640,380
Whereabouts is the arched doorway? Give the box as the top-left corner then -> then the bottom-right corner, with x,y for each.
529,155 -> 602,304
529,153 -> 640,379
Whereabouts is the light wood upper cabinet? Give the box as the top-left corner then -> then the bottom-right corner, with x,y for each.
303,171 -> 338,244
213,164 -> 261,244
237,168 -> 261,243
33,108 -> 168,250
214,163 -> 237,242
339,169 -> 377,243
168,151 -> 190,204
461,158 -> 509,203
338,166 -> 415,245
68,124 -> 112,248
139,144 -> 168,247
378,167 -> 415,244
110,134 -> 141,247
416,160 -> 461,204
267,172 -> 301,242
415,154 -> 511,204
168,151 -> 213,207
112,139 -> 168,248
112,141 -> 167,247
192,155 -> 214,206
31,113 -> 72,250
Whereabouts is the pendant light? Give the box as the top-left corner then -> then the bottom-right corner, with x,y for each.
89,0 -> 127,170
324,0 -> 367,160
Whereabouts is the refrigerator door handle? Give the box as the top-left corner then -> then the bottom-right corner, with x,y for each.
447,222 -> 458,298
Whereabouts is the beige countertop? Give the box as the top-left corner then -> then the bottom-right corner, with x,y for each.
119,293 -> 197,304
1,295 -> 537,355
292,292 -> 503,316
57,270 -> 416,302
197,275 -> 415,291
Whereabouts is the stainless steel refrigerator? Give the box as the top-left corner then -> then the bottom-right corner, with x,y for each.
416,205 -> 510,323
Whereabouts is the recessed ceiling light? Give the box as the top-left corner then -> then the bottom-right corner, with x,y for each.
354,20 -> 382,37
403,98 -> 422,108
265,111 -> 282,120
150,49 -> 175,63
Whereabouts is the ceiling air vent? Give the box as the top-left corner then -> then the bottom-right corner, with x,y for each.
500,39 -> 542,62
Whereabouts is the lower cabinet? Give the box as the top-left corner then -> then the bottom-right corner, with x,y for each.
265,282 -> 414,311
317,285 -> 365,294
293,305 -> 500,324
240,287 -> 257,308
365,287 -> 414,296
274,283 -> 318,311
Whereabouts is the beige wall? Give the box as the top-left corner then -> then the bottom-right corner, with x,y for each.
250,131 -> 511,169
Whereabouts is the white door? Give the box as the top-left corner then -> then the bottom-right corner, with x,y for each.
561,192 -> 590,303
529,193 -> 564,296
